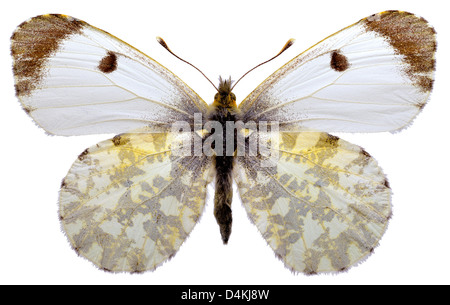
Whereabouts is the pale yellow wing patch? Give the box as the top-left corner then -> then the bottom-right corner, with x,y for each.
59,132 -> 212,272
234,132 -> 391,274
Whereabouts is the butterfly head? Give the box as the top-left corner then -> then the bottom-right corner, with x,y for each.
213,76 -> 236,108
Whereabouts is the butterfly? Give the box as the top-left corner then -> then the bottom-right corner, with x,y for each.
10,11 -> 436,274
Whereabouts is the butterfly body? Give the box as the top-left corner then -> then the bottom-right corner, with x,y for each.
10,11 -> 436,274
207,77 -> 240,243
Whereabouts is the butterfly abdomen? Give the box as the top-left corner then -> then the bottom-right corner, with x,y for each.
214,154 -> 234,244
210,107 -> 237,244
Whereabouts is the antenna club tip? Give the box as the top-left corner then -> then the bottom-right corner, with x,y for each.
156,36 -> 169,49
283,38 -> 296,51
232,39 -> 295,90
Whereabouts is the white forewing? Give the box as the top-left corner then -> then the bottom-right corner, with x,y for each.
239,11 -> 436,133
11,14 -> 208,136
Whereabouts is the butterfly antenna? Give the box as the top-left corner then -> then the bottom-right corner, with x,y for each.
231,39 -> 295,91
157,37 -> 219,92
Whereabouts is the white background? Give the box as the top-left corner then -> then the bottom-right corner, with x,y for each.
1,0 -> 448,285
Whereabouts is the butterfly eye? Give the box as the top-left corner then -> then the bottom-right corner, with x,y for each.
214,93 -> 219,100
230,93 -> 236,100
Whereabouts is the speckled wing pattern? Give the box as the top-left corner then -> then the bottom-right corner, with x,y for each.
235,132 -> 391,274
60,132 -> 212,272
11,11 -> 436,274
11,14 -> 212,273
235,11 -> 435,273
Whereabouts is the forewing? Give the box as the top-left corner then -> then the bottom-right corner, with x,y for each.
59,132 -> 212,272
239,11 -> 436,133
234,131 -> 391,274
11,14 -> 208,136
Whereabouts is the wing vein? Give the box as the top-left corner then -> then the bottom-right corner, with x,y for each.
68,153 -> 203,251
276,149 -> 388,219
54,118 -> 169,132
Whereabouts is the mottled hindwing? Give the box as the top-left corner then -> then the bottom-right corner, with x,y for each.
11,14 -> 208,136
59,132 -> 212,272
239,11 -> 436,133
234,132 -> 391,274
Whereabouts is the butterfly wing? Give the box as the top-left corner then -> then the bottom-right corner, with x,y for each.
60,131 -> 212,272
11,14 -> 208,136
238,11 -> 436,133
234,131 -> 391,274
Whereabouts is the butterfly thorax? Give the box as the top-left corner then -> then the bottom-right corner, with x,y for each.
208,77 -> 239,244
212,77 -> 237,109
